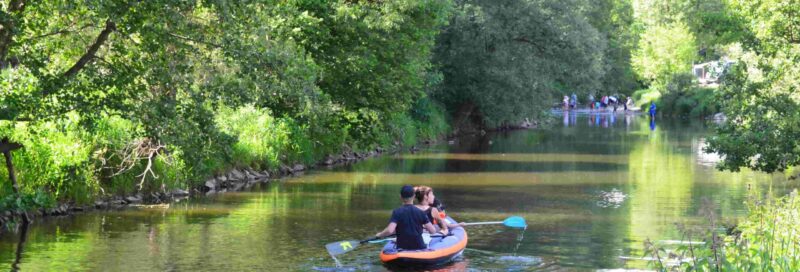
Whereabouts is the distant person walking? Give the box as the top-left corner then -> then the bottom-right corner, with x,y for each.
570,93 -> 578,109
624,97 -> 631,111
610,96 -> 618,112
649,102 -> 657,118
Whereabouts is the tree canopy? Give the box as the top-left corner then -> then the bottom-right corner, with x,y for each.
0,0 -> 453,203
2,0 -> 800,207
705,0 -> 800,173
433,0 -> 612,127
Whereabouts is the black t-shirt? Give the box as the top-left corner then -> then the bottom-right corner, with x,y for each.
424,207 -> 436,225
390,204 -> 430,250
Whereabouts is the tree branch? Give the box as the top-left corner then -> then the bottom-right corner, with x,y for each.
61,19 -> 117,79
168,33 -> 223,48
0,138 -> 23,153
26,23 -> 97,41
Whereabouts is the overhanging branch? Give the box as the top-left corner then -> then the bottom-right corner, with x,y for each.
61,19 -> 117,79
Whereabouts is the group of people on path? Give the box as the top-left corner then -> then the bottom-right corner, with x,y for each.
587,93 -> 633,112
562,93 -> 634,112
375,185 -> 465,250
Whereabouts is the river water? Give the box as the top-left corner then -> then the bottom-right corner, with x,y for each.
0,112 -> 795,271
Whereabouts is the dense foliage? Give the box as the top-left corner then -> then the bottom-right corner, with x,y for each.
628,2 -> 800,270
632,22 -> 696,84
0,0 -> 452,206
1,0 -> 798,239
433,0 -> 640,127
627,0 -> 753,115
705,0 -> 800,173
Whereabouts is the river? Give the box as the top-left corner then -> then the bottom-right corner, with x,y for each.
0,111 -> 794,271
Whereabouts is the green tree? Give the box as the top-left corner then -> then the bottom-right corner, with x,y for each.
631,22 -> 697,85
0,0 -> 455,206
433,0 -> 607,128
705,0 -> 800,173
585,0 -> 641,94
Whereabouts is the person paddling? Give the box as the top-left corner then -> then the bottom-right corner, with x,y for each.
414,186 -> 455,233
375,185 -> 443,250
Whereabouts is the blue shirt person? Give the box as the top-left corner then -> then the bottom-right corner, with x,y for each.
649,102 -> 657,118
570,93 -> 578,108
375,185 -> 440,250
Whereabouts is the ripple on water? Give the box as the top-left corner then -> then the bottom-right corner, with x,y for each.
463,248 -> 549,271
596,188 -> 627,208
311,266 -> 359,272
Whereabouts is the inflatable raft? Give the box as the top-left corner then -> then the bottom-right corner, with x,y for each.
379,217 -> 467,267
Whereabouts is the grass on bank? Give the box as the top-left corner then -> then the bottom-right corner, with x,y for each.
0,101 -> 450,213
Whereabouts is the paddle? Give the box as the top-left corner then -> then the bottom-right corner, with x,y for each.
326,234 -> 448,256
326,216 -> 527,255
367,216 -> 529,245
461,216 -> 527,229
326,236 -> 382,256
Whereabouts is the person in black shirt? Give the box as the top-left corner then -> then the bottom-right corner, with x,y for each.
375,185 -> 441,250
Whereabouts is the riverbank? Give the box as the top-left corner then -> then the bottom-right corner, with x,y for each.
2,115 -> 793,271
0,137 -> 420,229
0,118 -> 540,231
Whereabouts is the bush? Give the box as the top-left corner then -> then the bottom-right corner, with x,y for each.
0,189 -> 55,212
632,88 -> 662,110
0,100 -> 453,211
635,73 -> 721,117
645,190 -> 800,271
215,105 -> 292,169
659,87 -> 719,118
411,98 -> 450,140
0,113 -> 97,203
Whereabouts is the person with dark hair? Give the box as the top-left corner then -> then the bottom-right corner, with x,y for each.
431,196 -> 466,230
375,185 -> 442,250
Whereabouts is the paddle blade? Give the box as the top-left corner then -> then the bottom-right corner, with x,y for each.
325,240 -> 361,256
503,216 -> 527,229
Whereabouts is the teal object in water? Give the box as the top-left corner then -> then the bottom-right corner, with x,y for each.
503,216 -> 527,229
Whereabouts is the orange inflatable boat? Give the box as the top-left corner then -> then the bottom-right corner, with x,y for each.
379,217 -> 467,267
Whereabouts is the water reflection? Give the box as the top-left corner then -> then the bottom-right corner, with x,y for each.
650,117 -> 657,131
10,222 -> 28,272
561,110 -> 633,130
562,110 -> 578,127
0,113 -> 795,271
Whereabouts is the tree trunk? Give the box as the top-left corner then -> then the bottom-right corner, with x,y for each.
1,138 -> 23,195
3,150 -> 19,195
0,0 -> 27,67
